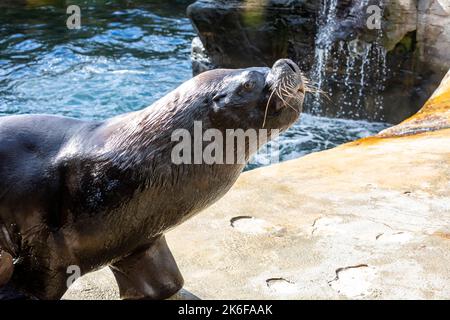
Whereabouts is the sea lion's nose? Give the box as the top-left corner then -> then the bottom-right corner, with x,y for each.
272,59 -> 300,73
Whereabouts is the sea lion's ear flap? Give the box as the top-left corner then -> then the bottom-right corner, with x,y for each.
0,250 -> 14,288
211,93 -> 228,111
212,93 -> 227,103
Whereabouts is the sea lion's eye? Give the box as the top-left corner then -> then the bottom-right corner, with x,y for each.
243,81 -> 254,91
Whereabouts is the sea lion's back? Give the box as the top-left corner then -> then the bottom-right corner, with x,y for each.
0,115 -> 66,179
0,114 -> 87,212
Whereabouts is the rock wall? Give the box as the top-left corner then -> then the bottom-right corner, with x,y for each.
188,0 -> 450,123
188,0 -> 319,70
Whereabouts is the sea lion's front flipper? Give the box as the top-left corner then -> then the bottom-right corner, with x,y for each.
110,235 -> 184,300
0,250 -> 14,288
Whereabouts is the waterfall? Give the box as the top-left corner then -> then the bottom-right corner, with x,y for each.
309,0 -> 388,120
311,0 -> 339,115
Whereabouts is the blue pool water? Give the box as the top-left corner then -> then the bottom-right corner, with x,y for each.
0,1 -> 389,169
0,1 -> 194,119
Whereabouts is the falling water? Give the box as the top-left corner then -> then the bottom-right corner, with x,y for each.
310,0 -> 388,120
311,0 -> 339,114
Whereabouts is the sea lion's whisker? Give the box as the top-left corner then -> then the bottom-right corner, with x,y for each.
305,86 -> 331,101
282,96 -> 300,114
262,87 -> 277,128
277,89 -> 299,115
276,88 -> 286,105
298,75 -> 331,101
281,87 -> 295,96
272,78 -> 301,115
278,90 -> 288,107
281,88 -> 298,101
284,102 -> 299,114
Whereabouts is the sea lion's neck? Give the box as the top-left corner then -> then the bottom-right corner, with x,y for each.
84,95 -> 244,232
97,93 -> 193,171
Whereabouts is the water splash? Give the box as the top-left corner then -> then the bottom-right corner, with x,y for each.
246,113 -> 389,171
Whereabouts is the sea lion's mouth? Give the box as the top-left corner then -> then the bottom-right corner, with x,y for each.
262,59 -> 305,126
298,86 -> 305,95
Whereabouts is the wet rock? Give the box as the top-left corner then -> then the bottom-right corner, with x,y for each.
191,36 -> 215,75
187,0 -> 319,70
378,68 -> 450,136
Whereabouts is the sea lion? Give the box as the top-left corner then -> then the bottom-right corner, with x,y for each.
0,59 -> 305,300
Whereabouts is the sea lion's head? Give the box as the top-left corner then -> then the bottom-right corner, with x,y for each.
120,59 -> 306,165
192,58 -> 305,134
